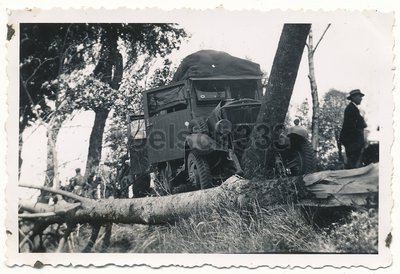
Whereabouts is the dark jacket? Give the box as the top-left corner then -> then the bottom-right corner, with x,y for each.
340,102 -> 367,146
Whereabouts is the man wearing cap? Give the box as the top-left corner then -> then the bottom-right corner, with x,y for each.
339,89 -> 367,169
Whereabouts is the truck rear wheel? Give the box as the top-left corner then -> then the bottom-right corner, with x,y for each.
282,136 -> 317,175
187,151 -> 213,189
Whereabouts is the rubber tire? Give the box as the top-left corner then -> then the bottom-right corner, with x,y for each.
187,151 -> 213,189
284,136 -> 317,175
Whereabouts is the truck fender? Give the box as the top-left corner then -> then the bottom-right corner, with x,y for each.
184,133 -> 217,155
286,126 -> 309,140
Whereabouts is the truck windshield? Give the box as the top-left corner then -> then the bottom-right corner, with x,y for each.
194,79 -> 258,102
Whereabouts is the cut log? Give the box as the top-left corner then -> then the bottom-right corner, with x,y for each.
302,164 -> 378,207
19,164 -> 378,225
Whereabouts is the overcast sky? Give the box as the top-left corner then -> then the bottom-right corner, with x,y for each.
18,10 -> 394,198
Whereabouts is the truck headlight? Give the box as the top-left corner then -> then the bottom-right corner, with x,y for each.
215,119 -> 232,135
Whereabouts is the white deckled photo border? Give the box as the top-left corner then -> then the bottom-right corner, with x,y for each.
2,5 -> 398,271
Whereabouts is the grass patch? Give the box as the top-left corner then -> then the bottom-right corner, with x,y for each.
325,209 -> 378,253
84,203 -> 378,253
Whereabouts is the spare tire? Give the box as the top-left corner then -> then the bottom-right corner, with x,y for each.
282,135 -> 317,175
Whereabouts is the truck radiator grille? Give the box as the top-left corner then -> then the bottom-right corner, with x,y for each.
222,105 -> 260,124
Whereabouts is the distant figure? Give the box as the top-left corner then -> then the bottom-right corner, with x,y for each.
339,89 -> 367,169
86,172 -> 100,199
115,154 -> 132,198
290,118 -> 308,139
69,168 -> 86,196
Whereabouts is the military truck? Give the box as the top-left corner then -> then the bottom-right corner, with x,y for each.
128,50 -> 316,196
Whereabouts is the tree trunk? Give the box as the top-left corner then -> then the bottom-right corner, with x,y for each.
45,116 -> 65,188
84,28 -> 123,178
243,24 -> 311,176
37,115 -> 65,203
20,164 -> 378,226
335,129 -> 345,169
307,28 -> 320,152
84,108 -> 110,178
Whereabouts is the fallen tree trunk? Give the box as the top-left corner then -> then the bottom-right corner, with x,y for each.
19,164 -> 378,226
20,175 -> 306,225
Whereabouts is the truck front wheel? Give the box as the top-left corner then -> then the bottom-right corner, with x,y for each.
187,151 -> 213,189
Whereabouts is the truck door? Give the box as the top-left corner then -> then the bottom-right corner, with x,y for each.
144,83 -> 191,164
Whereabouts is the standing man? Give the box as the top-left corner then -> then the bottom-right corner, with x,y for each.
69,168 -> 86,195
339,89 -> 367,169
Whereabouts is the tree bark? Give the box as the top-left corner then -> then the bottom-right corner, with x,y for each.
37,115 -> 66,203
307,28 -> 320,152
243,24 -> 311,176
84,28 -> 123,178
84,109 -> 110,178
20,164 -> 378,226
44,116 -> 64,189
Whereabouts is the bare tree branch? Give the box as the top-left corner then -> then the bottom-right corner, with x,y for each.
19,229 -> 34,250
19,183 -> 88,202
19,212 -> 57,219
23,57 -> 59,87
19,203 -> 82,220
312,24 -> 331,54
58,24 -> 73,76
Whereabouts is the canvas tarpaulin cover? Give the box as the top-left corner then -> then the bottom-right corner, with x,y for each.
172,50 -> 263,81
147,84 -> 186,115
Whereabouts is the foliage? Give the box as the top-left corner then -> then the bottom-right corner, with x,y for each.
20,23 -> 187,136
19,23 -> 187,112
31,23 -> 187,116
295,98 -> 312,130
325,209 -> 378,253
317,89 -> 348,170
20,24 -> 101,131
294,89 -> 347,170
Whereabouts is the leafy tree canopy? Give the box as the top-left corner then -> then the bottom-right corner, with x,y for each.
293,89 -> 347,170
317,89 -> 347,169
19,23 -> 188,131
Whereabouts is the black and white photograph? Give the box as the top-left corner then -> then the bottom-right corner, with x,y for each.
4,7 -> 395,268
